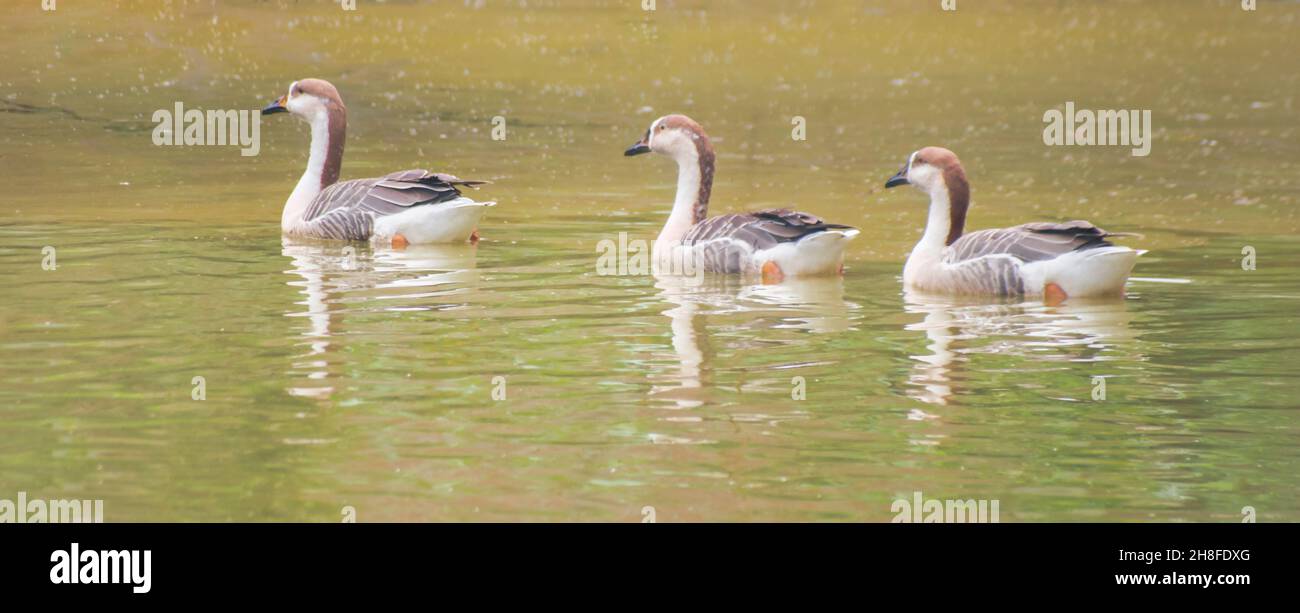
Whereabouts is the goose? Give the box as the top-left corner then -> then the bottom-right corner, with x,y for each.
260,78 -> 493,247
883,146 -> 1141,303
624,114 -> 858,283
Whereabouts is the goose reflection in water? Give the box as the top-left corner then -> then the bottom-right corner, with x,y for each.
649,273 -> 857,412
903,290 -> 1140,408
280,239 -> 481,400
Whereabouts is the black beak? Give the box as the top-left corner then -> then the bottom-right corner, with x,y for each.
624,130 -> 651,156
884,161 -> 910,188
261,95 -> 288,116
624,142 -> 650,156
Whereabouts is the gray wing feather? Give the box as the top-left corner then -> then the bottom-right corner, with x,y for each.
944,220 -> 1119,265
973,255 -> 1026,296
305,207 -> 376,241
682,209 -> 854,273
298,170 -> 487,240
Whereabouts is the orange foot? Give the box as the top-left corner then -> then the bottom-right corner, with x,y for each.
761,261 -> 785,285
1044,282 -> 1068,306
391,234 -> 409,250
470,229 -> 481,243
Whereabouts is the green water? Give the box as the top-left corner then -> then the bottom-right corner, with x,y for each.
1,1 -> 1298,521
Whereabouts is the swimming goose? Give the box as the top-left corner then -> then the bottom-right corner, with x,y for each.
883,147 -> 1141,302
261,78 -> 493,247
624,114 -> 858,283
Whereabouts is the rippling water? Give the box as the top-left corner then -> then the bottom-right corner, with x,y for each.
4,221 -> 1296,521
2,1 -> 1298,521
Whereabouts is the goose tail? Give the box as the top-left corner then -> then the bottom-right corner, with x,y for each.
1043,246 -> 1141,297
761,228 -> 859,277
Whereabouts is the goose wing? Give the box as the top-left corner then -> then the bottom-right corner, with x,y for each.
684,209 -> 854,249
944,220 -> 1121,264
297,170 -> 488,240
683,209 -> 855,273
302,170 -> 487,223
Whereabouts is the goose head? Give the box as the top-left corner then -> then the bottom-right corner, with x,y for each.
261,78 -> 347,122
624,114 -> 717,233
624,114 -> 711,162
884,146 -> 971,246
884,146 -> 963,195
261,78 -> 350,200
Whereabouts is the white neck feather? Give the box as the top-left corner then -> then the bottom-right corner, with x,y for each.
916,184 -> 952,253
282,111 -> 331,231
657,149 -> 702,246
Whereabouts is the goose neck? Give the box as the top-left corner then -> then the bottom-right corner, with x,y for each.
282,108 -> 345,230
657,147 -> 713,245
